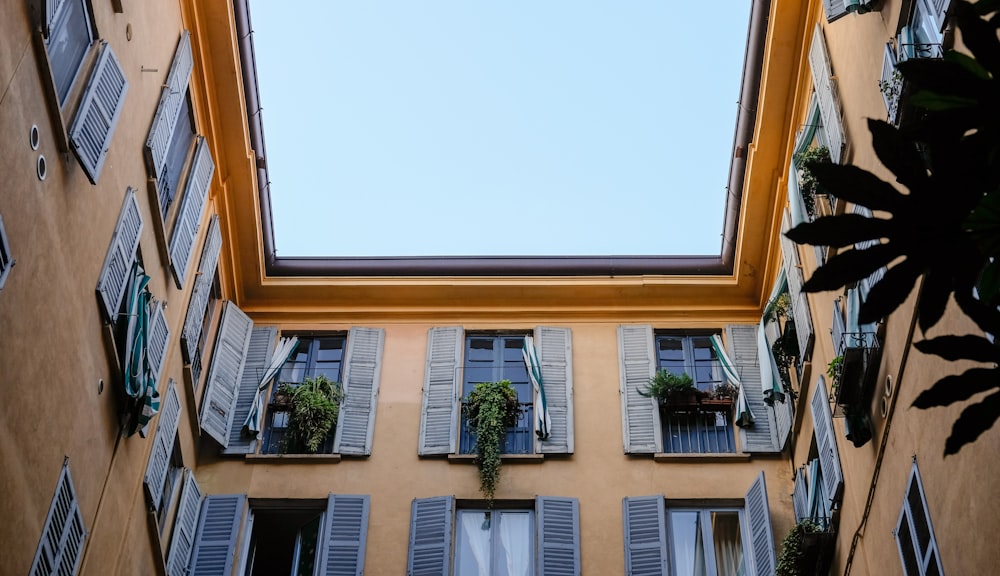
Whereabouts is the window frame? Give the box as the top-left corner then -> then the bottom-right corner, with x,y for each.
895,461 -> 944,576
665,506 -> 751,576
454,508 -> 536,576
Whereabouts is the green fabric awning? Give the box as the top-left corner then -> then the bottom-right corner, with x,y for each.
122,262 -> 160,437
710,335 -> 755,427
243,336 -> 299,437
522,336 -> 551,440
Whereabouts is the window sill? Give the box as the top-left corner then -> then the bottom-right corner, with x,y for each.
653,453 -> 751,463
245,453 -> 342,463
447,454 -> 544,464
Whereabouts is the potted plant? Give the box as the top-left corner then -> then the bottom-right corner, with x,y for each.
639,370 -> 706,409
827,355 -> 843,388
272,382 -> 294,408
462,380 -> 522,509
768,292 -> 792,323
702,382 -> 737,411
793,145 -> 831,219
776,520 -> 824,576
285,375 -> 343,454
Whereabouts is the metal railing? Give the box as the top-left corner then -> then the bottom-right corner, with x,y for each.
459,402 -> 534,455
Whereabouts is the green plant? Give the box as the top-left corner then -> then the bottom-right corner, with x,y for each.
639,369 -> 696,400
776,520 -> 823,576
710,382 -> 737,401
285,375 -> 343,454
793,145 -> 831,218
826,356 -> 843,382
463,380 -> 522,509
769,292 -> 792,322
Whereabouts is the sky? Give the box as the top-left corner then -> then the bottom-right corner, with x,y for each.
249,1 -> 752,257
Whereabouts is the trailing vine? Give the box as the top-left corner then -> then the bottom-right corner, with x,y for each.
776,519 -> 822,576
463,380 -> 521,509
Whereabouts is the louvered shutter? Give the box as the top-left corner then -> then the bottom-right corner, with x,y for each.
41,0 -> 68,37
418,327 -> 463,455
182,215 -> 222,364
535,326 -> 574,454
147,301 -> 170,388
200,302 -> 254,447
618,325 -> 661,454
822,0 -> 848,22
334,327 -> 385,455
773,394 -> 793,452
316,495 -> 370,576
168,137 -> 215,288
97,188 -> 143,322
745,472 -> 777,576
811,377 -> 844,506
536,496 -> 580,576
187,494 -> 245,576
145,32 -> 193,181
30,462 -> 86,576
622,495 -> 667,576
726,324 -> 779,453
832,298 -> 847,355
166,470 -> 202,576
68,42 -> 128,184
224,326 -> 277,454
808,25 -> 845,164
853,204 -> 887,302
931,0 -> 951,31
144,380 -> 181,511
407,496 -> 454,576
793,467 -> 809,523
781,211 -> 815,362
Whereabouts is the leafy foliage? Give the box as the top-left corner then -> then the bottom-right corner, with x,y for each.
793,145 -> 832,218
784,1 -> 1000,455
638,369 -> 696,400
284,375 -> 343,454
776,520 -> 823,576
463,380 -> 522,509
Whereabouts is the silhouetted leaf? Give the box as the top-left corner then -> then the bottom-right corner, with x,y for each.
955,288 -> 1000,335
868,120 -> 929,193
945,389 -> 1000,455
913,368 -> 1000,408
805,163 -> 908,212
858,259 -> 922,323
915,335 -> 1000,362
802,243 -> 900,293
897,58 -> 987,102
918,269 -> 953,332
945,50 -> 992,80
977,260 -> 1000,306
957,1 -> 1000,77
909,91 -> 979,111
965,190 -> 1000,257
785,214 -> 891,248
974,0 -> 1000,16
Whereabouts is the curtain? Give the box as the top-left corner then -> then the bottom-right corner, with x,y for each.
243,336 -> 299,436
522,336 -> 551,440
712,512 -> 745,576
499,513 -> 531,576
459,512 -> 491,576
759,269 -> 788,404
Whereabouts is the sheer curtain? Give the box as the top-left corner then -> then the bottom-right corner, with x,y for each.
711,512 -> 745,576
459,512 -> 491,576
500,513 -> 531,576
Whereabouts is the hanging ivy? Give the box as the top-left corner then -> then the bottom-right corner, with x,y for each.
776,520 -> 822,576
463,380 -> 521,509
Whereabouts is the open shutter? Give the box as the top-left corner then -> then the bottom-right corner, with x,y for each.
745,472 -> 777,576
97,188 -> 143,322
187,494 -> 246,576
166,470 -> 202,576
780,211 -> 815,363
853,205 -> 887,302
793,467 -> 809,523
727,324 -> 779,453
334,327 -> 385,455
145,31 -> 193,181
147,301 -> 170,388
809,25 -> 845,164
822,0 -> 848,21
182,215 -> 222,364
618,325 -> 660,454
407,496 -> 454,576
144,380 -> 181,510
536,496 -> 580,576
29,462 -> 86,576
811,377 -> 844,506
200,302 -> 254,447
224,326 -> 277,454
68,42 -> 128,184
622,495 -> 667,576
535,326 -> 574,454
418,327 -> 463,455
931,0 -> 951,31
316,495 -> 370,576
168,137 -> 214,288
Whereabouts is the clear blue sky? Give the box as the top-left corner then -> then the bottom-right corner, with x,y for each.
249,1 -> 752,257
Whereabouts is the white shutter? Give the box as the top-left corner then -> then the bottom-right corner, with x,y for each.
200,302 -> 254,447
793,467 -> 809,523
781,211 -> 815,362
316,495 -> 370,576
535,326 -> 574,454
622,495 -> 668,575
182,215 -> 222,364
334,327 -> 385,455
30,462 -> 86,576
97,188 -> 143,322
147,301 -> 170,388
166,470 -> 201,576
618,325 -> 661,454
726,324 -> 779,453
407,496 -> 454,576
809,24 -> 845,164
68,42 -> 128,184
144,379 -> 181,511
224,326 -> 277,454
168,137 -> 215,288
418,327 -> 463,455
188,494 -> 246,576
931,0 -> 951,31
145,31 -> 193,181
745,472 -> 777,576
822,0 -> 849,22
811,377 -> 844,506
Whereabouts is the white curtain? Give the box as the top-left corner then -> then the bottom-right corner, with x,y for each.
460,512 -> 491,576
500,513 -> 531,576
712,512 -> 745,576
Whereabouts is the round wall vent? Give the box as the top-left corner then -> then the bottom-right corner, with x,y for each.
37,155 -> 47,181
30,125 -> 40,150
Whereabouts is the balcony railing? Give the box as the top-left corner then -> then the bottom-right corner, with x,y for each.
661,409 -> 736,454
459,402 -> 534,455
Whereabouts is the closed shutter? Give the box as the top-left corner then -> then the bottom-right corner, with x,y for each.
811,377 -> 844,506
145,31 -> 193,181
418,327 -> 463,455
166,470 -> 202,576
407,496 -> 454,576
168,136 -> 215,288
780,211 -> 815,362
536,496 -> 580,576
188,494 -> 246,576
726,324 -> 778,453
809,24 -> 845,164
182,215 -> 222,364
745,472 -> 777,576
316,494 -> 370,576
535,326 -> 574,454
144,380 -> 181,511
29,462 -> 86,576
622,495 -> 668,576
147,301 -> 170,388
68,42 -> 128,184
224,326 -> 277,454
200,302 -> 254,447
822,0 -> 848,22
793,467 -> 809,523
97,188 -> 143,322
333,327 -> 385,455
618,325 -> 660,454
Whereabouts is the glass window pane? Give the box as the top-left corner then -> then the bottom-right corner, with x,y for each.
48,0 -> 91,104
316,338 -> 345,362
456,511 -> 492,576
907,482 -> 931,556
468,338 -> 496,362
669,511 -> 707,576
711,512 -> 745,576
657,337 -> 686,375
897,515 -> 920,576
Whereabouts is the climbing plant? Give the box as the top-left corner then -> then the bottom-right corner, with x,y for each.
463,380 -> 522,509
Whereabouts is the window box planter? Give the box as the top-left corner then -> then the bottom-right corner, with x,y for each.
656,389 -> 709,411
699,397 -> 734,412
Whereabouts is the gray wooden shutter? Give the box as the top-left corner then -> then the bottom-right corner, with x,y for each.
407,496 -> 454,576
187,494 -> 246,576
810,377 -> 844,506
618,325 -> 661,454
334,327 -> 385,455
30,462 -> 86,576
418,327 -> 463,455
622,495 -> 668,576
166,470 -> 202,576
168,136 -> 215,288
745,472 -> 777,576
200,302 -> 254,447
224,326 -> 277,455
808,24 -> 845,164
931,0 -> 951,31
145,31 -> 193,181
536,496 -> 580,576
148,301 -> 170,388
773,395 -> 793,453
781,210 -> 815,363
68,42 -> 128,184
316,494 -> 371,576
793,467 -> 809,523
535,326 -> 574,454
822,0 -> 848,21
182,214 -> 222,364
144,379 -> 181,511
97,187 -> 143,322
726,324 -> 779,453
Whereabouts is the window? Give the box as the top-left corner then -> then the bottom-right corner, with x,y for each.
144,380 -> 182,530
407,496 -> 580,575
808,25 -> 845,165
667,509 -> 747,576
30,461 -> 86,576
43,0 -> 94,106
895,462 -> 944,576
181,215 -> 222,391
882,0 -> 951,123
157,93 -> 196,220
0,213 -> 13,289
460,334 -> 534,455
